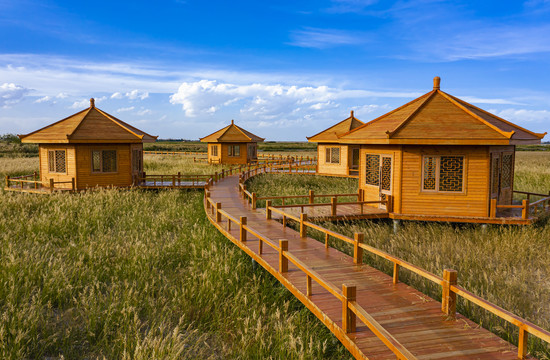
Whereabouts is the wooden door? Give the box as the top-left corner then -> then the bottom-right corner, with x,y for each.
490,152 -> 514,205
379,155 -> 392,210
131,145 -> 143,184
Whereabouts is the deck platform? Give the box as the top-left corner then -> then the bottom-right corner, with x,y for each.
205,173 -> 535,359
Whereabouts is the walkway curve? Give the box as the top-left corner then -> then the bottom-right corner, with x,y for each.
203,167 -> 532,360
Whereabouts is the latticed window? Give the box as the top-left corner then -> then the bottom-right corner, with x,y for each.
381,157 -> 392,191
211,145 -> 218,157
325,147 -> 340,164
91,150 -> 117,173
48,150 -> 66,173
247,144 -> 256,158
501,153 -> 513,189
365,154 -> 380,186
228,145 -> 240,157
422,155 -> 464,192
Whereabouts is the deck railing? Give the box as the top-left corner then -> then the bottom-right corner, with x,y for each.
136,173 -> 213,188
5,174 -> 75,192
234,163 -> 550,359
490,190 -> 550,220
206,189 -> 417,360
144,151 -> 206,156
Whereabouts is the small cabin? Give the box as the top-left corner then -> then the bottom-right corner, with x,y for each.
336,77 -> 546,221
18,98 -> 157,190
307,111 -> 364,177
200,120 -> 264,165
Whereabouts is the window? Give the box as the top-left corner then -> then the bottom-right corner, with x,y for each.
228,145 -> 240,157
325,147 -> 340,164
211,145 -> 218,157
365,154 -> 380,186
422,155 -> 464,192
500,153 -> 513,189
92,150 -> 117,173
48,150 -> 66,173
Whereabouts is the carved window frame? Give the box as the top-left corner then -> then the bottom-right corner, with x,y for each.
421,155 -> 466,193
91,149 -> 118,174
325,146 -> 340,164
47,149 -> 67,174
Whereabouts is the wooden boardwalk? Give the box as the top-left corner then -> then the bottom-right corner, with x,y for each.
204,172 -> 536,359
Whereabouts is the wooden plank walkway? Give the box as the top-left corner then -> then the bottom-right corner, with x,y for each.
204,173 -> 532,359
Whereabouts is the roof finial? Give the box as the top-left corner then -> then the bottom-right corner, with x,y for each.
90,98 -> 95,107
433,76 -> 441,90
231,119 -> 234,125
350,110 -> 354,118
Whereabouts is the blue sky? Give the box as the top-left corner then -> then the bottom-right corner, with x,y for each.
0,0 -> 549,140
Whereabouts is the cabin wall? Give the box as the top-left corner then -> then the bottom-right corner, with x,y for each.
220,142 -> 249,165
39,144 -> 77,189
359,145 -> 402,212
208,143 -> 221,164
75,144 -> 133,189
317,143 -> 349,176
400,145 -> 490,217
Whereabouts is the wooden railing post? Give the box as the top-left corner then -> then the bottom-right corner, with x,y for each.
49,178 -> 54,193
522,199 -> 529,219
331,197 -> 337,216
300,213 -> 307,238
342,284 -> 356,333
309,190 -> 314,204
5,175 -> 8,189
518,327 -> 528,359
214,171 -> 218,182
279,239 -> 288,273
442,269 -> 458,319
354,233 -> 364,265
490,198 -> 497,218
252,192 -> 257,210
386,194 -> 393,213
242,185 -> 247,199
240,216 -> 247,242
205,191 -> 211,209
325,233 -> 329,249
215,203 -> 222,222
393,263 -> 400,284
306,275 -> 312,296
71,178 -> 75,192
266,200 -> 272,220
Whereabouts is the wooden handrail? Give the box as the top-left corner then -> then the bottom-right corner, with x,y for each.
529,196 -> 550,207
513,190 -> 549,197
348,301 -> 418,360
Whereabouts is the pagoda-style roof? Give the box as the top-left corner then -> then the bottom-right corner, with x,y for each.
307,111 -> 364,142
19,98 -> 158,144
339,77 -> 546,145
200,120 -> 264,143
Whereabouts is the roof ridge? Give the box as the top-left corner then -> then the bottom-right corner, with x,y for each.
199,124 -> 230,141
93,108 -> 145,140
386,90 -> 436,138
18,107 -> 90,141
446,92 -> 547,139
67,107 -> 94,138
339,91 -> 433,139
232,123 -> 253,141
96,108 -> 158,140
307,113 -> 361,141
438,91 -> 513,139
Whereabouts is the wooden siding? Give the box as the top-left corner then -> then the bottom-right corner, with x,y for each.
317,144 -> 349,176
400,145 -> 490,217
39,144 -> 76,188
220,143 -> 249,165
359,145 -> 402,212
208,144 -> 221,163
75,144 -> 132,189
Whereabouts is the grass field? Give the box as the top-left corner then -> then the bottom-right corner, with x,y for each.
0,144 -> 549,359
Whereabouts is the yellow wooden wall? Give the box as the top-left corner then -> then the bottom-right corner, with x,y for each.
317,144 -> 349,176
399,145 -> 490,217
359,145 -> 402,212
208,144 -> 221,164
39,144 -> 76,188
207,142 -> 255,165
75,144 -> 133,189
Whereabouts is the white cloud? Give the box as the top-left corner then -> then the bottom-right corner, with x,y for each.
117,106 -> 135,112
56,92 -> 68,99
459,96 -> 523,105
34,95 -> 52,103
126,89 -> 149,100
0,83 -> 29,107
492,108 -> 550,123
288,27 -> 368,49
111,92 -> 124,99
70,96 -> 106,109
137,108 -> 152,116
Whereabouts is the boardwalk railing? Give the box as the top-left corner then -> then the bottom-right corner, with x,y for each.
234,164 -> 550,359
205,189 -> 417,360
144,150 -> 206,156
5,174 -> 75,192
490,190 -> 550,220
136,173 -> 213,188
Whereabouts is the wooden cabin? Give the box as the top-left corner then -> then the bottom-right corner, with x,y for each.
336,77 -> 546,221
307,111 -> 364,177
200,120 -> 264,165
18,98 -> 157,190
